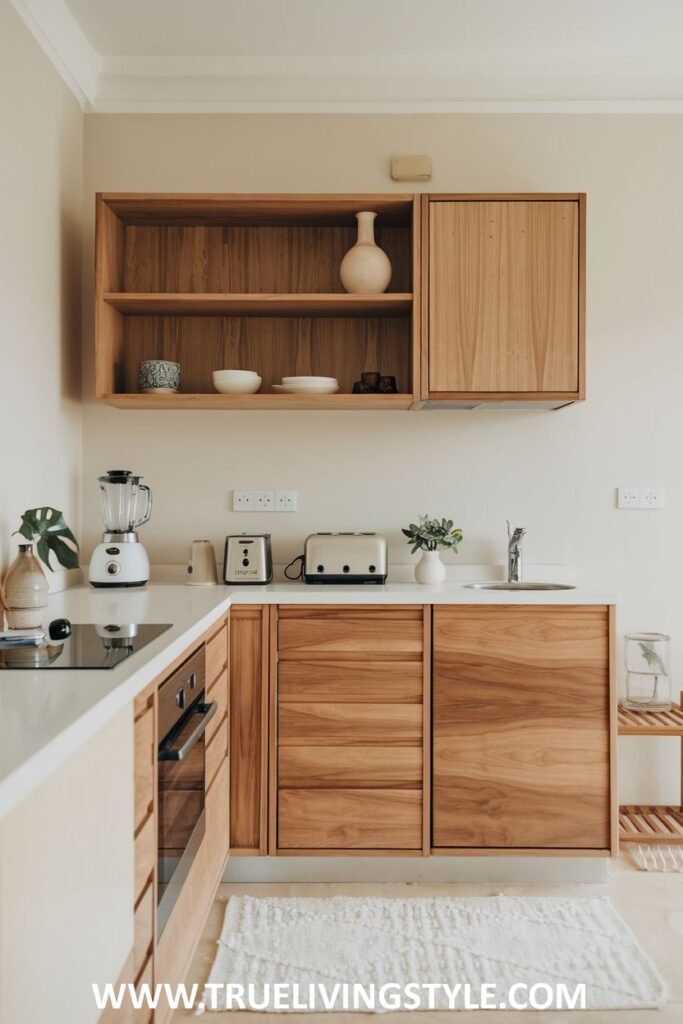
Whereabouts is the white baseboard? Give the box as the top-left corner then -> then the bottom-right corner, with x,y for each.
223,856 -> 607,886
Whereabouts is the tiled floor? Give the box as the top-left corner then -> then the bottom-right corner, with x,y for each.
175,855 -> 683,1021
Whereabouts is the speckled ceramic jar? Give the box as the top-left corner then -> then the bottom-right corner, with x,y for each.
3,544 -> 49,628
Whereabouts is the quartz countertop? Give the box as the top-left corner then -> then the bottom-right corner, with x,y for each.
0,579 -> 616,820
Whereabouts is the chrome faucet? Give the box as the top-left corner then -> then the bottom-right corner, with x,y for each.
506,521 -> 526,583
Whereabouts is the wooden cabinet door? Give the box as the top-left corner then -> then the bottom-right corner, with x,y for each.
433,606 -> 612,851
428,199 -> 582,397
230,605 -> 269,854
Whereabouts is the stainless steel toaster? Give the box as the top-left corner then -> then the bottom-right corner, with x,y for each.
304,532 -> 387,584
224,534 -> 272,584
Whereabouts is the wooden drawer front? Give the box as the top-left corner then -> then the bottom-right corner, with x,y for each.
278,606 -> 423,659
206,715 -> 229,792
133,882 -> 154,978
279,703 -> 422,746
279,660 -> 422,703
206,669 -> 228,743
134,708 -> 154,831
134,812 -> 155,900
279,788 -> 421,849
279,746 -> 421,789
206,756 -> 230,883
207,623 -> 229,686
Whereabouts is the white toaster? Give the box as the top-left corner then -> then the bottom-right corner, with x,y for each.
224,534 -> 273,584
304,532 -> 387,584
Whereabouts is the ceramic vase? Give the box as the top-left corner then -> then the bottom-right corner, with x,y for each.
339,212 -> 392,294
3,544 -> 49,628
414,550 -> 446,585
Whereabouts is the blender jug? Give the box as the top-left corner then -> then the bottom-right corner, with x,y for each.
98,470 -> 153,534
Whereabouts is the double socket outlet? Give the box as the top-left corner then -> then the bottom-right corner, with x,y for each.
233,489 -> 298,512
617,487 -> 665,509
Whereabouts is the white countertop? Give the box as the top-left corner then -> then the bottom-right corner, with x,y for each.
0,579 -> 616,821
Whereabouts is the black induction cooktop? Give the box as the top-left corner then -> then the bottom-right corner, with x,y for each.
0,623 -> 172,670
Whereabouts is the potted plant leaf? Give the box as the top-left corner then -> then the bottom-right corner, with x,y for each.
1,508 -> 79,628
402,515 -> 463,584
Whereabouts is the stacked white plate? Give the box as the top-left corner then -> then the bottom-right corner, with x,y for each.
273,376 -> 339,395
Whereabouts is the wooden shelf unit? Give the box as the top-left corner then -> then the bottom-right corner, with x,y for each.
618,694 -> 683,845
95,193 -> 421,409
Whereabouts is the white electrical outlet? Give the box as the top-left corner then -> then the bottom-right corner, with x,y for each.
641,488 -> 665,509
254,489 -> 275,511
617,487 -> 640,509
276,490 -> 298,512
233,489 -> 254,511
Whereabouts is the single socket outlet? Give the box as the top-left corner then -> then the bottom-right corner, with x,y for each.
276,490 -> 298,512
253,489 -> 275,511
617,487 -> 640,509
232,489 -> 254,511
641,487 -> 665,509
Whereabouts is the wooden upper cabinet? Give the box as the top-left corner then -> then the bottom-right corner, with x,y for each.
426,196 -> 585,406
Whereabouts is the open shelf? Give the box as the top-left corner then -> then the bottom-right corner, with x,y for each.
618,703 -> 683,735
101,392 -> 415,411
104,292 -> 413,317
95,193 -> 421,408
619,805 -> 683,844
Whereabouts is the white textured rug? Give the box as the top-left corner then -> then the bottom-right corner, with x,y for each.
201,895 -> 666,1013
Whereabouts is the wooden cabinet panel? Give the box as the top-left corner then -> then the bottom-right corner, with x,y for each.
279,659 -> 422,703
428,199 -> 581,396
206,715 -> 229,791
230,605 -> 269,854
279,702 -> 422,746
432,606 -> 611,850
278,606 -> 423,659
134,812 -> 155,901
206,756 -> 230,881
279,746 -> 422,788
206,668 -> 228,744
206,623 -> 229,686
133,707 -> 154,831
133,882 -> 154,979
278,788 -> 422,849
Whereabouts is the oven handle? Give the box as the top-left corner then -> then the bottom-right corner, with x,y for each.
158,701 -> 217,762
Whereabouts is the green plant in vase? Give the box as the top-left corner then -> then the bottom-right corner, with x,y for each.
1,508 -> 79,629
402,515 -> 463,585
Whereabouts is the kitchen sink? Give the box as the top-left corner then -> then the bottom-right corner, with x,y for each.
465,582 -> 576,591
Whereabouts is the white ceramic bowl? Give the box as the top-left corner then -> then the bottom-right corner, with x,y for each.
213,372 -> 262,394
273,382 -> 339,395
213,369 -> 260,380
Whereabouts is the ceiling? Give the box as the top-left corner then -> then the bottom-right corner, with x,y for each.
12,0 -> 683,112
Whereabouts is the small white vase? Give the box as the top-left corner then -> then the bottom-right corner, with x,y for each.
414,550 -> 446,585
340,211 -> 392,294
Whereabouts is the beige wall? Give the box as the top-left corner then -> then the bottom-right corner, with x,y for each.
82,113 -> 683,802
0,2 -> 83,578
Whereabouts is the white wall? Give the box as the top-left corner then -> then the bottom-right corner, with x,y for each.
81,113 -> 683,803
0,1 -> 83,579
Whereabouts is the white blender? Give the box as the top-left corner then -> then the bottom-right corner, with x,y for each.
88,470 -> 153,588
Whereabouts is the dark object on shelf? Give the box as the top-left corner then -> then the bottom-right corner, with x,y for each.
353,371 -> 398,394
361,372 -> 381,391
48,618 -> 72,641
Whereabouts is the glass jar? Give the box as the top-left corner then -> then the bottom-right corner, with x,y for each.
623,632 -> 672,710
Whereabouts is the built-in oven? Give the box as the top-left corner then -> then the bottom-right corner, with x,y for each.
157,645 -> 216,937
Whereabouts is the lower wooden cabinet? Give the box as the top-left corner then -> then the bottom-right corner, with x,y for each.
432,605 -> 615,852
273,605 -> 430,855
229,605 -> 269,854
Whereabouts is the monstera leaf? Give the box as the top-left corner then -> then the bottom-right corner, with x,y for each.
15,507 -> 80,572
